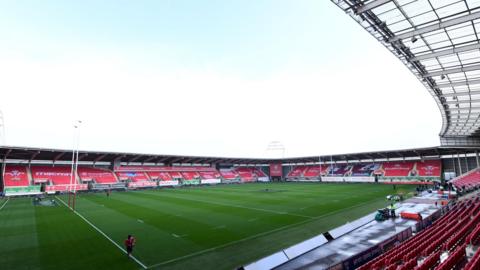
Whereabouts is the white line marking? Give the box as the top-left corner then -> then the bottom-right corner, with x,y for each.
137,219 -> 144,223
147,197 -> 385,269
56,196 -> 148,269
0,198 -> 9,211
172,233 -> 188,238
212,225 -> 226,230
151,193 -> 313,218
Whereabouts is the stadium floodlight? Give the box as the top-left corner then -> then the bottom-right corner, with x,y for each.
411,36 -> 418,43
441,74 -> 446,80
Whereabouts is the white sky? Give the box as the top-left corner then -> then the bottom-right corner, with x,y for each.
0,1 -> 441,158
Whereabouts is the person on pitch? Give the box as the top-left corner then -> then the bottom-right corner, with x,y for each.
124,235 -> 136,257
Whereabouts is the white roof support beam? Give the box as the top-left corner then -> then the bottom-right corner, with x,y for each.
437,78 -> 480,88
412,42 -> 480,61
443,91 -> 480,97
449,108 -> 480,112
424,63 -> 480,77
355,0 -> 391,14
389,12 -> 480,42
445,99 -> 480,105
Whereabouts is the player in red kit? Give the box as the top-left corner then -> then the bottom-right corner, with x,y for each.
124,235 -> 136,257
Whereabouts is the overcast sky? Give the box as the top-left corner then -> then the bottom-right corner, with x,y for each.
0,0 -> 441,158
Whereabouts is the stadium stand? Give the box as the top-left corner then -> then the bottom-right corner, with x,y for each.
114,170 -> 157,188
286,161 -> 441,180
199,171 -> 220,180
303,166 -> 322,178
169,171 -> 184,180
254,168 -> 267,177
219,169 -> 238,180
78,167 -> 117,184
181,171 -> 200,180
30,166 -> 89,192
286,166 -> 307,178
112,165 -> 224,185
350,163 -> 378,177
464,234 -> 480,269
152,172 -> 173,181
233,167 -> 259,182
31,166 -> 74,185
416,160 -> 442,177
328,165 -> 351,176
3,165 -> 30,187
451,168 -> 480,191
357,196 -> 480,270
115,171 -> 148,182
381,161 -> 415,177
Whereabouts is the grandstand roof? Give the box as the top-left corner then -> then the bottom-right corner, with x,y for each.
0,145 -> 272,165
1,145 -> 479,165
332,0 -> 480,145
281,145 -> 480,163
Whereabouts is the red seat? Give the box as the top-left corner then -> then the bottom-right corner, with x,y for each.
3,165 -> 30,187
382,161 -> 415,177
234,167 -> 254,181
219,169 -> 238,180
181,171 -> 200,180
115,171 -> 147,182
287,166 -> 307,178
451,169 -> 480,190
169,171 -> 184,180
78,167 -> 117,184
416,160 -> 441,177
199,171 -> 220,180
31,166 -> 73,185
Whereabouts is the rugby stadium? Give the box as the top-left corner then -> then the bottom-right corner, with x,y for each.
3,1 -> 480,270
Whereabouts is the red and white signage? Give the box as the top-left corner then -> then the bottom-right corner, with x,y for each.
270,163 -> 282,177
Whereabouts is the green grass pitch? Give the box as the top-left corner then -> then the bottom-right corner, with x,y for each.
0,183 -> 413,270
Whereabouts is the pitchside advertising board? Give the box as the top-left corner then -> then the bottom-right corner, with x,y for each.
269,163 -> 282,177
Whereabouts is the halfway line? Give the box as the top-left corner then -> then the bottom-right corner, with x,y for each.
145,192 -> 313,219
56,196 -> 148,269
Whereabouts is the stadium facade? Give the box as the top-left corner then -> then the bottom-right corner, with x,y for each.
1,144 -> 480,196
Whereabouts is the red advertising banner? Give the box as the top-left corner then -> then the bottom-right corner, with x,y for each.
270,163 -> 282,177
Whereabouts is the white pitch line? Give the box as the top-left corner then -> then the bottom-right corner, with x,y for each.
0,198 -> 10,211
147,196 -> 386,269
56,196 -> 148,269
212,225 -> 226,230
155,193 -> 313,219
